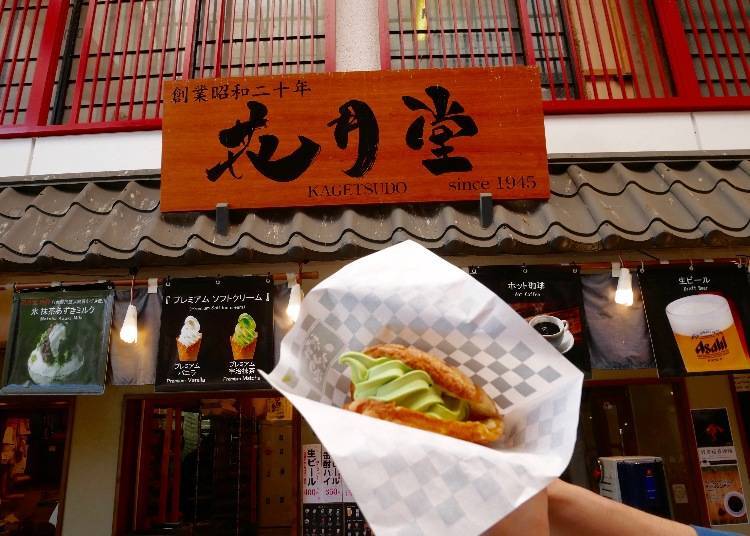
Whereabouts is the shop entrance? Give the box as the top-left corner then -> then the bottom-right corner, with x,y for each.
565,381 -> 706,526
0,399 -> 72,536
116,394 -> 296,536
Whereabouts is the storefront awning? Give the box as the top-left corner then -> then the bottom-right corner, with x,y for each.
1,159 -> 749,268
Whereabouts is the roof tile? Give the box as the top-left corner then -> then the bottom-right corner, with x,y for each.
0,159 -> 749,268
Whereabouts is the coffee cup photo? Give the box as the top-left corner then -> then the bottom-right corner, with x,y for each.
529,315 -> 568,346
724,491 -> 746,518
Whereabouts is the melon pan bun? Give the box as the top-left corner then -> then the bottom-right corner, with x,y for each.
343,344 -> 503,445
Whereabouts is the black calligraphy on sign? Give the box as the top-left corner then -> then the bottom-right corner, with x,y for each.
327,100 -> 379,178
247,134 -> 321,183
193,84 -> 208,102
206,87 -> 477,184
206,101 -> 321,182
206,101 -> 268,181
171,86 -> 188,104
402,86 -> 478,175
294,79 -> 311,96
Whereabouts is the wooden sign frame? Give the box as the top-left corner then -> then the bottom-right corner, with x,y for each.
162,67 -> 548,212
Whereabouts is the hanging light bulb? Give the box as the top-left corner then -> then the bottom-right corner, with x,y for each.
287,282 -> 303,322
615,267 -> 634,306
120,304 -> 138,343
120,274 -> 138,343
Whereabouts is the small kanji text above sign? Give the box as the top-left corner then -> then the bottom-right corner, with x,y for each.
161,67 -> 548,211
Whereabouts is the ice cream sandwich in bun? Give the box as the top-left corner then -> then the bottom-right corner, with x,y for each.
338,344 -> 503,445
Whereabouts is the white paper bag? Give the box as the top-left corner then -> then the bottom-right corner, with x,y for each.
263,241 -> 583,535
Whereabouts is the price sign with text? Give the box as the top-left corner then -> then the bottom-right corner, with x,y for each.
162,67 -> 548,211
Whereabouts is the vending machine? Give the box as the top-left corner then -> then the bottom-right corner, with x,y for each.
598,456 -> 672,519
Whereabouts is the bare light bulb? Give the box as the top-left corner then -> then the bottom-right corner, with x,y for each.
119,303 -> 138,343
615,267 -> 634,306
287,283 -> 303,322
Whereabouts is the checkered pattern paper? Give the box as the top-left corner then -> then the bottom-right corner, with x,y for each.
263,241 -> 583,535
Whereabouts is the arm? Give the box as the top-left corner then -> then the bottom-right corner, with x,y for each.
548,479 -> 696,536
484,489 -> 549,535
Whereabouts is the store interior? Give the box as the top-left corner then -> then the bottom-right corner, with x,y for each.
0,401 -> 69,536
116,394 -> 294,536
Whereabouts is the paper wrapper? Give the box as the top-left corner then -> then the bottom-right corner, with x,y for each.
263,241 -> 583,535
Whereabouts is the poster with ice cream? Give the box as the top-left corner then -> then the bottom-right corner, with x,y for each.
1,286 -> 114,394
155,276 -> 275,391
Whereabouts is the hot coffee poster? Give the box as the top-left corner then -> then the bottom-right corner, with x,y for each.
639,266 -> 750,376
471,266 -> 591,373
701,465 -> 748,525
156,276 -> 274,391
2,286 -> 114,394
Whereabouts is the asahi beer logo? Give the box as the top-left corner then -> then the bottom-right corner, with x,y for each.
695,333 -> 729,357
666,294 -> 747,372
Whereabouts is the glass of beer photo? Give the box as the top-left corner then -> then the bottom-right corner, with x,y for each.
665,294 -> 749,372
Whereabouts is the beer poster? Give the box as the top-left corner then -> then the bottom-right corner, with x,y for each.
156,276 -> 275,391
701,465 -> 748,525
302,444 -> 323,504
2,286 -> 114,394
639,266 -> 750,376
471,266 -> 591,373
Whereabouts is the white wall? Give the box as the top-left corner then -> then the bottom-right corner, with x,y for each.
1,0 -> 748,181
29,131 -> 162,176
0,111 -> 746,180
62,385 -> 151,536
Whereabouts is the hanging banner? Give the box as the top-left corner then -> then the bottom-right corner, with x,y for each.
301,443 -> 366,535
320,446 -> 343,504
639,266 -> 750,375
302,443 -> 322,504
692,408 -> 737,466
110,286 -> 162,385
2,286 -> 114,394
701,465 -> 748,525
155,276 -> 274,391
161,67 -> 548,211
581,273 -> 655,369
472,265 -> 591,373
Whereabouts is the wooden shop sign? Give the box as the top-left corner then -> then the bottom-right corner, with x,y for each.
161,67 -> 548,211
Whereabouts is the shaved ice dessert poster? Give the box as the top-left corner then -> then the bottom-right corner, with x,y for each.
156,276 -> 275,392
2,286 -> 115,394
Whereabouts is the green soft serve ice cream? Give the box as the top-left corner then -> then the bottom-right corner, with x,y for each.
233,313 -> 257,345
339,351 -> 468,421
